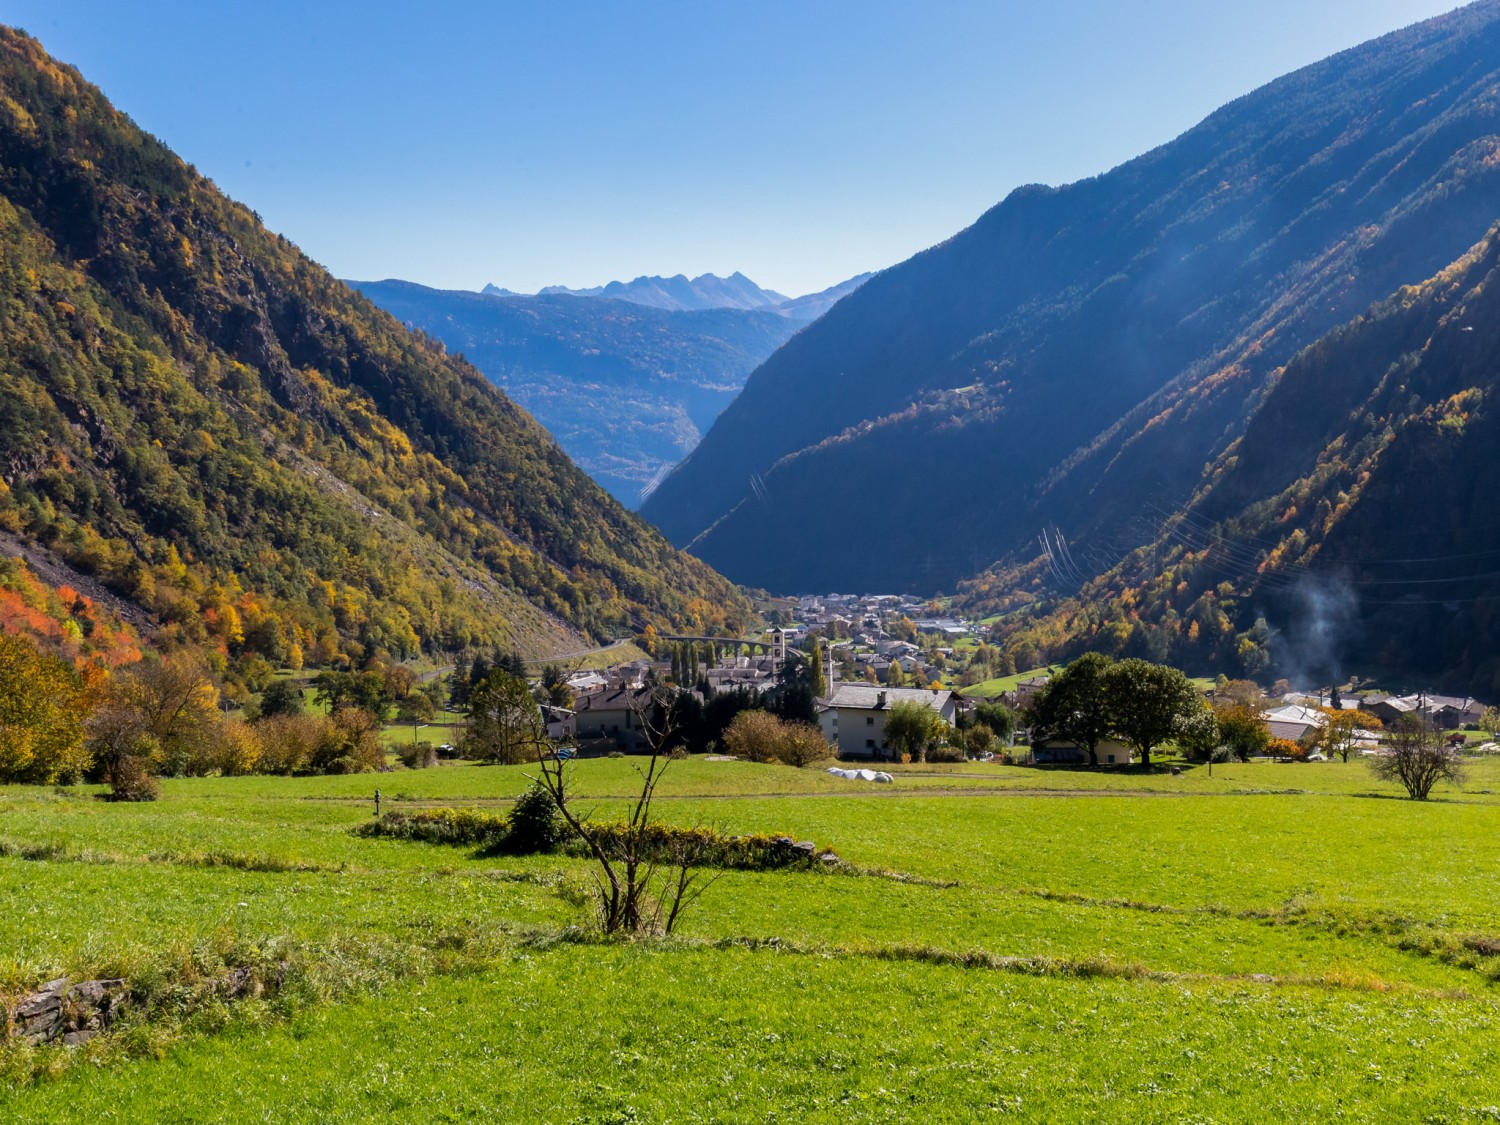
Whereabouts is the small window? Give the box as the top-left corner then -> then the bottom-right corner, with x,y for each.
865,739 -> 875,749
866,716 -> 875,726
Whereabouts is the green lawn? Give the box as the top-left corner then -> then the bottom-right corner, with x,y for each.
964,665 -> 1057,698
3,756 -> 1500,1120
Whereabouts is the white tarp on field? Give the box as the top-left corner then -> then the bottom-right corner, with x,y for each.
826,767 -> 894,783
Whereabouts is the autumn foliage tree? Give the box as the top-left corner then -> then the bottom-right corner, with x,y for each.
0,632 -> 89,783
1317,708 -> 1383,762
1214,703 -> 1271,761
723,710 -> 830,767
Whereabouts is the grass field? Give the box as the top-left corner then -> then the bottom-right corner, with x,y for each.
4,756 -> 1500,1121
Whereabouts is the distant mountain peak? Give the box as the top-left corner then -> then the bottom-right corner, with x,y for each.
526,270 -> 868,319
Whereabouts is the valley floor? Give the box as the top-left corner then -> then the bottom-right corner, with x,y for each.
3,758 -> 1500,1122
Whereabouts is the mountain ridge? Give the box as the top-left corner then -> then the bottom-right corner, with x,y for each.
967,222 -> 1500,693
482,270 -> 873,321
641,0 -> 1500,597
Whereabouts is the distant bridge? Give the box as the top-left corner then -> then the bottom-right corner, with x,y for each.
649,633 -> 812,665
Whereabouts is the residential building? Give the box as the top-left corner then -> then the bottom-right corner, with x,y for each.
573,686 -> 654,753
1014,675 -> 1051,711
1265,703 -> 1327,743
825,684 -> 956,760
1032,739 -> 1133,765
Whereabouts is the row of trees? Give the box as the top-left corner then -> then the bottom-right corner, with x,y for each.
1027,652 -> 1469,800
0,630 -> 387,796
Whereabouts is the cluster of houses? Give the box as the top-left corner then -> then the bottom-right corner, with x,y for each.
551,644 -> 803,754
1264,691 -> 1491,750
542,627 -> 971,760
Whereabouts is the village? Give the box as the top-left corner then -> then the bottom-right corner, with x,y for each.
538,594 -> 1500,765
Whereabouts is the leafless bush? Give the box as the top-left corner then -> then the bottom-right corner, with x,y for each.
533,688 -> 718,935
1369,716 -> 1467,800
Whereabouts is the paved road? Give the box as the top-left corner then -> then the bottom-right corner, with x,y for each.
524,637 -> 632,664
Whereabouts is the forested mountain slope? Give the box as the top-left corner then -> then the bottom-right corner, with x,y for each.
0,28 -> 752,665
352,281 -> 802,504
969,225 -> 1500,694
642,1 -> 1500,596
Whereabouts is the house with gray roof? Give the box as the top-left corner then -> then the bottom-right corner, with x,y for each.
825,684 -> 956,760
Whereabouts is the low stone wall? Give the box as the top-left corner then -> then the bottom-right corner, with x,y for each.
12,977 -> 127,1046
9,964 -> 273,1047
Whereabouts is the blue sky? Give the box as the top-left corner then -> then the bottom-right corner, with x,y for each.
2,1 -> 1466,295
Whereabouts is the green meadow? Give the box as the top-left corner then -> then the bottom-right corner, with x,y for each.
3,757 -> 1500,1121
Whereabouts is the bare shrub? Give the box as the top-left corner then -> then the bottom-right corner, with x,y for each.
534,688 -> 718,936
1370,716 -> 1467,800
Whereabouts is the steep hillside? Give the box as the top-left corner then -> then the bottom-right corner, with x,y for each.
351,281 -> 802,503
969,225 -> 1500,694
0,28 -> 752,665
642,2 -> 1500,595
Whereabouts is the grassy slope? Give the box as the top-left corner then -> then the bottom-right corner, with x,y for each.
3,759 -> 1500,1119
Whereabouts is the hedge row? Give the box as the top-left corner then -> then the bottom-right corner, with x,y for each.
353,807 -> 508,848
354,806 -> 836,871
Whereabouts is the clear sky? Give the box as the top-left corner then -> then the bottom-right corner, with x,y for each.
2,0 -> 1467,295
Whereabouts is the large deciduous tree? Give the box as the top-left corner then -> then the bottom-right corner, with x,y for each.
1103,658 -> 1202,767
461,669 -> 546,764
1026,652 -> 1114,767
255,678 -> 305,719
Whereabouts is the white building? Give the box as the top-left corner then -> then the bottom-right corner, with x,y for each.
825,684 -> 956,760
